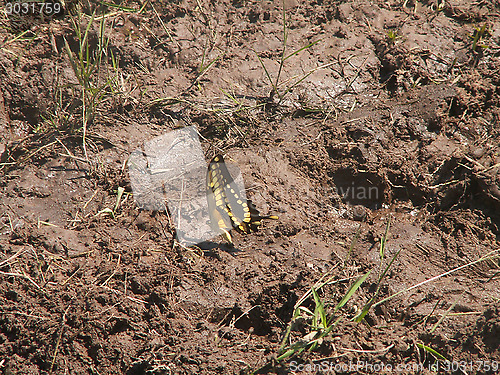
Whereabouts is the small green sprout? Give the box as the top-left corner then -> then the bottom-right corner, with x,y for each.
470,23 -> 491,52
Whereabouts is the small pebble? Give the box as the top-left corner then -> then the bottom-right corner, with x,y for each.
352,205 -> 367,221
471,147 -> 485,159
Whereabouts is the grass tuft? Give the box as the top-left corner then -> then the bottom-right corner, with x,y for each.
470,23 -> 491,52
63,4 -> 116,158
255,0 -> 320,106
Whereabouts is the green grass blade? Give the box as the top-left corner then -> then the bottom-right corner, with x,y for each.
355,301 -> 372,323
114,186 -> 125,213
283,39 -> 321,61
199,51 -> 225,75
430,296 -> 461,334
255,51 -> 281,100
279,69 -> 314,103
276,348 -> 296,361
335,270 -> 372,312
275,0 -> 288,90
64,38 -> 84,87
345,223 -> 362,266
199,39 -> 208,72
296,306 -> 314,317
354,248 -> 402,323
81,10 -> 96,59
416,343 -> 448,361
380,217 -> 391,261
219,88 -> 241,106
311,287 -> 327,329
379,248 -> 401,283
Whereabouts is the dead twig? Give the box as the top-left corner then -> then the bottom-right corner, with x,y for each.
49,304 -> 71,374
0,247 -> 29,269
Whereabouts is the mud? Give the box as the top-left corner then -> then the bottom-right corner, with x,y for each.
0,0 -> 499,374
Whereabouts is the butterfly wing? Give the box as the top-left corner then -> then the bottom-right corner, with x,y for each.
207,156 -> 234,242
210,155 -> 254,233
207,154 -> 279,241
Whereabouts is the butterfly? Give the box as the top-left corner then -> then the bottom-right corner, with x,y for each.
206,154 -> 278,243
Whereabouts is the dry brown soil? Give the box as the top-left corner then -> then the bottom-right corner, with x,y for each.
1,0 -> 500,374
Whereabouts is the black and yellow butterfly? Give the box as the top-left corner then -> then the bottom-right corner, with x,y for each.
206,154 -> 278,243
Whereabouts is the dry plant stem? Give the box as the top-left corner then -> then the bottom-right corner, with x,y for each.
337,343 -> 394,354
82,86 -> 89,160
151,4 -> 179,48
100,254 -> 121,286
0,247 -> 29,268
49,304 -> 71,374
373,250 -> 500,308
430,294 -> 462,334
23,140 -> 57,163
100,285 -> 147,305
0,271 -> 44,291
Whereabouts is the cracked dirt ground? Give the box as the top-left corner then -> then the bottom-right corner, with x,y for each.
0,0 -> 499,374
